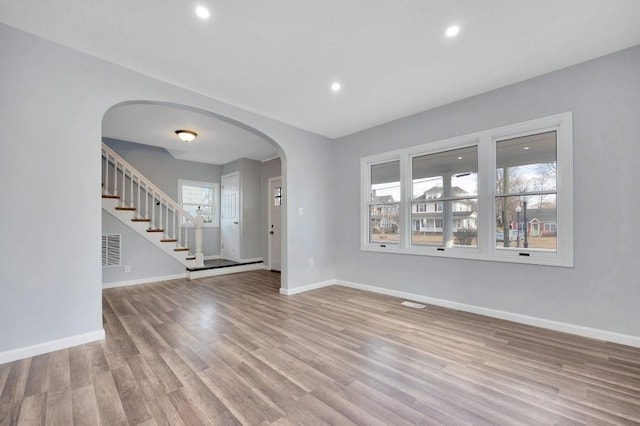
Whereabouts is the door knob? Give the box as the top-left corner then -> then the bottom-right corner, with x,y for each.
234,221 -> 239,224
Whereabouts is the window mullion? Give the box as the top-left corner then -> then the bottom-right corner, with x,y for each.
400,152 -> 411,250
477,135 -> 495,257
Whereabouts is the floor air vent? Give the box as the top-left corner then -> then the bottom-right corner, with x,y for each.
401,301 -> 426,309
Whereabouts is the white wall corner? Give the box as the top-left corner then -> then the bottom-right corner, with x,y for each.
0,329 -> 105,365
335,279 -> 640,349
279,279 -> 337,295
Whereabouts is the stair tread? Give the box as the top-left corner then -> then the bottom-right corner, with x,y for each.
160,239 -> 178,242
115,206 -> 136,211
174,247 -> 189,252
102,194 -> 120,199
131,218 -> 151,222
146,229 -> 164,232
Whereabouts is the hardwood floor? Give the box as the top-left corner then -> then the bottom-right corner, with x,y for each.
1,270 -> 639,425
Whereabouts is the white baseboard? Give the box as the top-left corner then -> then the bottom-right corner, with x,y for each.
280,279 -> 337,295
335,279 -> 640,349
103,273 -> 187,289
0,329 -> 105,365
204,255 -> 221,261
187,263 -> 265,280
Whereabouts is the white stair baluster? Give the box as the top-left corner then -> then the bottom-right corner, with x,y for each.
145,184 -> 149,220
130,170 -> 134,208
164,203 -> 169,237
102,154 -> 106,195
184,218 -> 189,251
160,198 -> 165,235
151,191 -> 155,228
137,178 -> 141,218
123,165 -> 127,207
112,156 -> 117,197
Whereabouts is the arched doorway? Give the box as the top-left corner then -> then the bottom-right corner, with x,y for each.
100,101 -> 287,287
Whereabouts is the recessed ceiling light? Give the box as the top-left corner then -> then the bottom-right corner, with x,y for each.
195,6 -> 210,20
458,156 -> 463,160
331,82 -> 341,92
445,25 -> 460,37
523,146 -> 530,150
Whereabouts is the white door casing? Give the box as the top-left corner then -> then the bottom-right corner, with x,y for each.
221,172 -> 240,262
268,177 -> 282,271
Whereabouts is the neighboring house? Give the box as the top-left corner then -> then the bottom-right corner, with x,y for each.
511,208 -> 557,237
412,186 -> 476,233
370,190 -> 399,233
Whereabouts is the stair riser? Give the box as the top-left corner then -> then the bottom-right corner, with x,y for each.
102,198 -> 190,267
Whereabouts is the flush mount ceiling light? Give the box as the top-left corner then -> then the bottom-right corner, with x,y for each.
331,82 -> 342,92
195,6 -> 210,20
445,25 -> 460,37
175,129 -> 198,143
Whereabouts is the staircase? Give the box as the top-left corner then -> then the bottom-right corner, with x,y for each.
101,143 -> 204,269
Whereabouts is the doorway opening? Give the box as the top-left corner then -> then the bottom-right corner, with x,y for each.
101,100 -> 285,288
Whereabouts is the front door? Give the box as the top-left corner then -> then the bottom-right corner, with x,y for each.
269,177 -> 282,271
221,172 -> 240,262
531,222 -> 540,237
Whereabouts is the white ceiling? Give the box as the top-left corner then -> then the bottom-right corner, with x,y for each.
1,0 -> 640,139
102,103 -> 279,165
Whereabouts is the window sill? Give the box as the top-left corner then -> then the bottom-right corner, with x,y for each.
360,244 -> 572,267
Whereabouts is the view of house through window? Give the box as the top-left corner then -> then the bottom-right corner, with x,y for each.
179,180 -> 218,226
369,160 -> 400,244
411,145 -> 478,247
496,131 -> 557,251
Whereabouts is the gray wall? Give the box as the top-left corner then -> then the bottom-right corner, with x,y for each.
262,158 -> 282,266
221,158 -> 263,260
103,138 -> 221,258
333,45 -> 640,337
102,212 -> 184,284
0,23 -> 335,355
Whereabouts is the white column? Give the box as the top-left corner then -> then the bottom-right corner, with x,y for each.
194,207 -> 204,268
442,173 -> 454,248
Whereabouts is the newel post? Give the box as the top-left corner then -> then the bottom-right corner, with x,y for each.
194,207 -> 205,268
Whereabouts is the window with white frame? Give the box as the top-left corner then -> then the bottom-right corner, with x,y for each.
368,160 -> 401,245
360,112 -> 573,267
178,179 -> 219,227
411,145 -> 479,248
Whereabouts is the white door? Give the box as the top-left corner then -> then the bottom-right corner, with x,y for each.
268,177 -> 282,271
221,172 -> 240,262
531,222 -> 540,237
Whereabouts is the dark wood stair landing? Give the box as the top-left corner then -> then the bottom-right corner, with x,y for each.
186,258 -> 262,272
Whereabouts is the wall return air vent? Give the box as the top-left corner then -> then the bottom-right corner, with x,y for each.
102,234 -> 121,267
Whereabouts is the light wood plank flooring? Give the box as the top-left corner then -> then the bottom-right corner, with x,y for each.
1,270 -> 639,425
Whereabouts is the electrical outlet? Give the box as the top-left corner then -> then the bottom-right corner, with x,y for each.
308,258 -> 314,267
299,207 -> 304,216
124,265 -> 131,273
